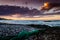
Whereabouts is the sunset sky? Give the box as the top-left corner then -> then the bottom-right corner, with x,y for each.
0,0 -> 60,20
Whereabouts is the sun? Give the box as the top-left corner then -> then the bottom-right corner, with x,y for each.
40,2 -> 50,10
44,2 -> 50,9
44,2 -> 49,7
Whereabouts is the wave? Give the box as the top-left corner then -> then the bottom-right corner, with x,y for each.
0,23 -> 60,40
0,20 -> 60,27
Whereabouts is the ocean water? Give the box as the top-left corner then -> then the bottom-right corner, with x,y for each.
0,20 -> 60,27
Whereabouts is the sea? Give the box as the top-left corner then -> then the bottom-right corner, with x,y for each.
0,20 -> 60,27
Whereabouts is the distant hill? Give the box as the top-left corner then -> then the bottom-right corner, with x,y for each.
44,20 -> 60,22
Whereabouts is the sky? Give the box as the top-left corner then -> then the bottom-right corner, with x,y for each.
0,0 -> 60,20
0,0 -> 60,9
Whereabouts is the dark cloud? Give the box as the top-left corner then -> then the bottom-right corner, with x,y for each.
43,0 -> 60,3
0,0 -> 60,17
0,5 -> 60,17
49,3 -> 60,8
0,5 -> 42,16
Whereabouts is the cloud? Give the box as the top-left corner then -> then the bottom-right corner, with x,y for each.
0,5 -> 60,18
43,7 -> 60,15
0,5 -> 42,17
41,2 -> 60,15
0,0 -> 43,9
0,6 -> 28,15
44,0 -> 60,3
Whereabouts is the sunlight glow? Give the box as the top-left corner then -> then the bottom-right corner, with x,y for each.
44,2 -> 50,9
11,13 -> 21,18
0,15 -> 60,20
